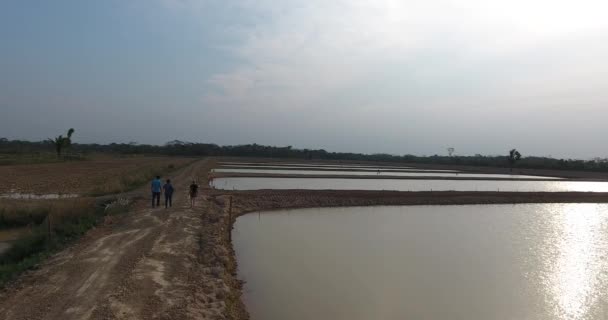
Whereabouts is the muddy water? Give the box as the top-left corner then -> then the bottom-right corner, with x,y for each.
213,177 -> 608,192
0,193 -> 79,199
213,168 -> 562,180
0,227 -> 30,255
233,204 -> 608,320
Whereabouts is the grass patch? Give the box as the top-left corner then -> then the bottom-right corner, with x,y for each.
0,197 -> 131,285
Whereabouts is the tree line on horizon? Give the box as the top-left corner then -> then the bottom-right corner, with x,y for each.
1,137 -> 608,172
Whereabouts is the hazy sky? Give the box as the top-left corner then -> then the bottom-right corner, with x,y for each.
1,0 -> 607,158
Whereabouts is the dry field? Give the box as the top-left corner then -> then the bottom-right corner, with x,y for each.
0,156 -> 195,195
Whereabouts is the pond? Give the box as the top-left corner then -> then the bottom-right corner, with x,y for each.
220,165 -> 460,172
233,204 -> 608,320
219,162 -> 415,169
212,177 -> 608,192
0,193 -> 80,200
213,168 -> 562,180
0,227 -> 31,255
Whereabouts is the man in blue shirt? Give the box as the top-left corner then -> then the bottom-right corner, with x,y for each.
151,175 -> 162,208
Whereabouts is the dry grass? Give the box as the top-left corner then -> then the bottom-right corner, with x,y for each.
0,155 -> 195,195
0,153 -> 72,166
87,161 -> 189,196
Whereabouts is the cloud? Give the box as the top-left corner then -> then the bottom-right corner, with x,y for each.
9,0 -> 603,156
202,0 -> 608,111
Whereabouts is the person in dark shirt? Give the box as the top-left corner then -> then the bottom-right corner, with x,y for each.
163,179 -> 174,208
189,180 -> 199,208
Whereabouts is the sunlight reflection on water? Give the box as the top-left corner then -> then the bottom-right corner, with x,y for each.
543,204 -> 608,319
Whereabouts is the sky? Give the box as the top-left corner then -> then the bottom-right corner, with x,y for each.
1,0 -> 607,159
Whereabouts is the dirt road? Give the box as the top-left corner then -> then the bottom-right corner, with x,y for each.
0,159 -> 236,320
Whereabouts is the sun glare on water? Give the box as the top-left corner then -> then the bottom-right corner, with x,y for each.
543,204 -> 608,319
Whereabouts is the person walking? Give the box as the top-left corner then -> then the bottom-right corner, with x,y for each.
151,175 -> 162,208
189,180 -> 199,208
163,179 -> 174,208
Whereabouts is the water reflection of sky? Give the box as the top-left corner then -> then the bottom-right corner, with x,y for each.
213,177 -> 608,192
213,168 -> 562,180
219,162 -> 416,169
219,165 -> 460,172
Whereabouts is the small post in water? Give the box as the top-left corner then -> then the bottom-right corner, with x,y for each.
47,213 -> 52,240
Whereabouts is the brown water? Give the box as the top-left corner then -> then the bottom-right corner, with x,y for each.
214,177 -> 608,192
0,227 -> 30,255
0,193 -> 79,200
233,204 -> 608,320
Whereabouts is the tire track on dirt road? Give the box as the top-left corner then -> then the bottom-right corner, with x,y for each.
0,158 -> 229,319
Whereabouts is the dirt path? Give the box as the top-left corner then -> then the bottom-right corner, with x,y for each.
0,159 -> 234,320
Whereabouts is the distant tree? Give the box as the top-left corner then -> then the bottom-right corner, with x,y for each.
48,128 -> 75,157
447,147 -> 455,157
65,128 -> 74,148
507,149 -> 522,172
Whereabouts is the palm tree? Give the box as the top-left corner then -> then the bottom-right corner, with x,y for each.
447,147 -> 455,157
65,128 -> 74,146
48,128 -> 75,157
507,149 -> 521,172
